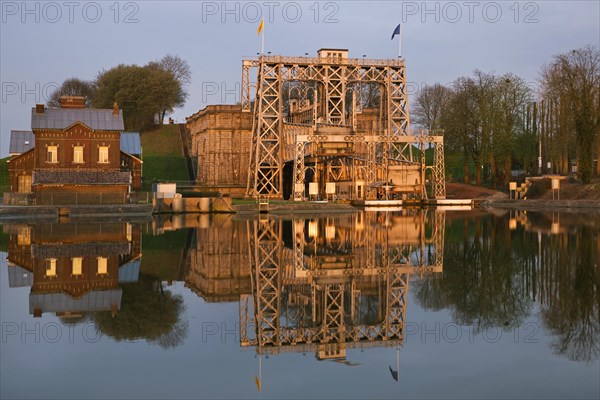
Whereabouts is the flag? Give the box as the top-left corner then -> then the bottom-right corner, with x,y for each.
389,365 -> 399,382
257,19 -> 264,36
254,375 -> 262,392
391,24 -> 401,40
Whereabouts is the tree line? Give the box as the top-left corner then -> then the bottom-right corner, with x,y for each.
412,45 -> 600,185
48,54 -> 191,132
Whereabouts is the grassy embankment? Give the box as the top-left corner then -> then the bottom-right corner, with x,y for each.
1,156 -> 9,194
140,124 -> 189,191
141,228 -> 190,281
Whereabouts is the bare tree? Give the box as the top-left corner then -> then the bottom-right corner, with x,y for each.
541,45 -> 600,183
412,83 -> 452,132
48,77 -> 95,107
149,54 -> 192,123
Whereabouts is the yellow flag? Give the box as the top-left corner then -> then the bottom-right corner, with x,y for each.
254,375 -> 262,392
257,19 -> 264,36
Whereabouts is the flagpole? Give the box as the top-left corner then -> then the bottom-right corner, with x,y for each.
261,23 -> 265,55
398,24 -> 402,58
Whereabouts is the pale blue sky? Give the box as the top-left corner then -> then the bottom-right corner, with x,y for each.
1,0 -> 599,157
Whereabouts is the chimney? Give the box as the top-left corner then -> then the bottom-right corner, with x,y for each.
113,102 -> 119,116
35,104 -> 45,114
59,96 -> 85,109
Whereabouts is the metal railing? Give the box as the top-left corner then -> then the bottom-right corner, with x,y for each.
2,192 -> 153,206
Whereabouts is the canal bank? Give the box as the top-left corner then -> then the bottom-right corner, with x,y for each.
1,197 -> 599,219
481,199 -> 600,212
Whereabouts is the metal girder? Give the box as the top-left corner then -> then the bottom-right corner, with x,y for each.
241,60 -> 256,112
251,218 -> 282,348
244,54 -> 422,199
293,141 -> 306,201
434,210 -> 446,268
247,61 -> 283,198
433,140 -> 446,199
324,65 -> 346,125
241,210 -> 446,357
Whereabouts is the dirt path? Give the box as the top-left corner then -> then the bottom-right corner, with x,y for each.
445,183 -> 507,199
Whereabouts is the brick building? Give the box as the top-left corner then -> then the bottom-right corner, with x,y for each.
186,103 -> 383,198
6,96 -> 142,205
186,105 -> 252,196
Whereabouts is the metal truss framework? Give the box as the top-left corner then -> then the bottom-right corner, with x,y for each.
240,210 -> 445,357
242,55 -> 445,200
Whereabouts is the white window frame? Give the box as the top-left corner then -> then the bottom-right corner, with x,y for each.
47,145 -> 58,163
73,145 -> 84,164
72,257 -> 83,276
98,146 -> 109,164
97,257 -> 108,275
46,258 -> 57,277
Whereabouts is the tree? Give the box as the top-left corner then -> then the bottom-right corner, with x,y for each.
412,83 -> 452,132
541,45 -> 600,183
48,77 -> 95,107
149,55 -> 191,123
93,63 -> 182,131
93,275 -> 188,349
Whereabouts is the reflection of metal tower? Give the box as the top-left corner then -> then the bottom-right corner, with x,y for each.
240,211 -> 445,359
242,50 -> 446,200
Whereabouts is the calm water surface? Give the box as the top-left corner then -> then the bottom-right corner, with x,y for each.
1,209 -> 598,399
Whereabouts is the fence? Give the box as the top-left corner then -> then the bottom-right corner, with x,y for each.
2,192 -> 153,206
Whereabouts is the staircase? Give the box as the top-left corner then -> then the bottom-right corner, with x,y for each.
178,123 -> 196,181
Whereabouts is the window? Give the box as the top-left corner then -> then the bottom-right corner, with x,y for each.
98,146 -> 109,163
17,175 -> 32,193
73,146 -> 84,163
45,259 -> 57,277
97,257 -> 108,275
47,146 -> 58,163
17,226 -> 31,246
72,257 -> 82,275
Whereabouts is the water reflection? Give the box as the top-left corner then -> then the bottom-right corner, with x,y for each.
4,220 -> 188,348
6,222 -> 141,318
237,211 -> 444,362
416,210 -> 599,363
2,208 -> 598,370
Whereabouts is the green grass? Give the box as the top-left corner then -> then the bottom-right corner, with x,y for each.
140,125 -> 189,190
0,157 -> 10,194
0,230 -> 8,253
141,229 -> 189,281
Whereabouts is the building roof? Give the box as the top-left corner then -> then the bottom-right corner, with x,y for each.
32,171 -> 131,186
29,289 -> 122,314
31,108 -> 124,131
118,259 -> 141,283
7,264 -> 33,288
31,242 -> 131,258
9,130 -> 34,155
120,132 -> 142,155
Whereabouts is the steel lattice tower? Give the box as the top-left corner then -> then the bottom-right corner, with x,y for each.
241,50 -> 446,200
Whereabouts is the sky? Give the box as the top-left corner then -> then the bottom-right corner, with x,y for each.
1,0 -> 599,158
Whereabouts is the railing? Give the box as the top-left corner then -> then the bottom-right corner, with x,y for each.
129,192 -> 152,204
3,193 -> 35,206
36,192 -> 128,205
3,191 -> 152,206
246,55 -> 405,68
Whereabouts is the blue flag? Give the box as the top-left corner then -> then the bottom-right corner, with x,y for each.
391,24 -> 401,40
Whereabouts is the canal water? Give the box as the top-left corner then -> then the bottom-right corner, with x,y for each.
1,209 -> 598,399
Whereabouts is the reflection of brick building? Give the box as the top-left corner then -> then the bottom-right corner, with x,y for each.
5,221 -> 141,317
184,216 -> 251,302
6,96 -> 142,205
